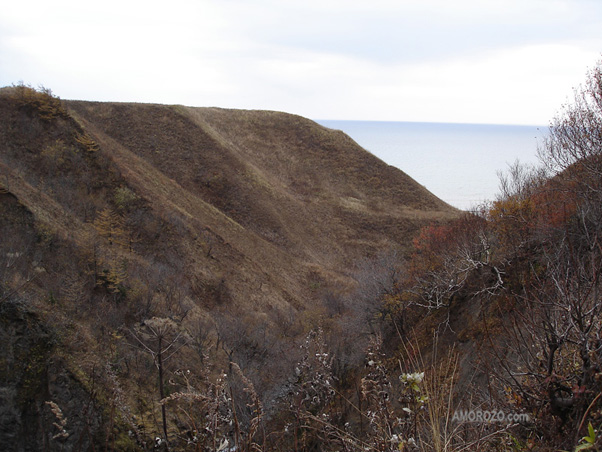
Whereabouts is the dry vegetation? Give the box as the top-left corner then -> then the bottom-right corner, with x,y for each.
6,60 -> 602,452
379,60 -> 602,451
10,60 -> 602,451
0,84 -> 458,451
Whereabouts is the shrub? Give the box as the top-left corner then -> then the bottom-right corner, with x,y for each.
11,83 -> 68,121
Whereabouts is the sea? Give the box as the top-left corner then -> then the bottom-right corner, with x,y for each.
315,120 -> 548,211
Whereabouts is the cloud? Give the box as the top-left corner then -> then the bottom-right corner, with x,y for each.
1,0 -> 601,123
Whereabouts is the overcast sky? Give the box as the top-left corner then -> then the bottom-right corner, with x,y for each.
1,0 -> 601,125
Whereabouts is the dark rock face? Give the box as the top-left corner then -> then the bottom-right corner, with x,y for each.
0,299 -> 53,451
0,300 -> 104,452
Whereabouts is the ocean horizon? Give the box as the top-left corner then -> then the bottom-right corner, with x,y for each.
315,120 -> 548,210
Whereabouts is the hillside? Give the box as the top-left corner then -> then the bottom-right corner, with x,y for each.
0,86 -> 457,451
64,100 -> 455,309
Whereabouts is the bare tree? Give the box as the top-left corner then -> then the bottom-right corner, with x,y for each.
484,59 -> 602,449
129,317 -> 189,446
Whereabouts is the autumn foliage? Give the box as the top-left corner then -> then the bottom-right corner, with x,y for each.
406,212 -> 495,309
395,59 -> 602,451
11,83 -> 69,121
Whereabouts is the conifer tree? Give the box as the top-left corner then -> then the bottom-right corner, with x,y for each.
93,207 -> 127,248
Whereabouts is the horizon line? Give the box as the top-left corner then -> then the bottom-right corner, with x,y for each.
314,118 -> 548,128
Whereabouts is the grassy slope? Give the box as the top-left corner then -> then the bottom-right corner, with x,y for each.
0,91 -> 459,448
65,100 -> 457,311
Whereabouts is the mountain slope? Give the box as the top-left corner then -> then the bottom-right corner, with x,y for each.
0,87 -> 457,450
63,100 -> 456,309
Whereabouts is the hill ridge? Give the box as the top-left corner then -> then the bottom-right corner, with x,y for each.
0,87 -> 458,450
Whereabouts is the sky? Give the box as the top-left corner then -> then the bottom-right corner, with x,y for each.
1,0 -> 602,125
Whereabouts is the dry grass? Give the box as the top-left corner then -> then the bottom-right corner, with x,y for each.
63,100 -> 458,313
0,91 -> 460,449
